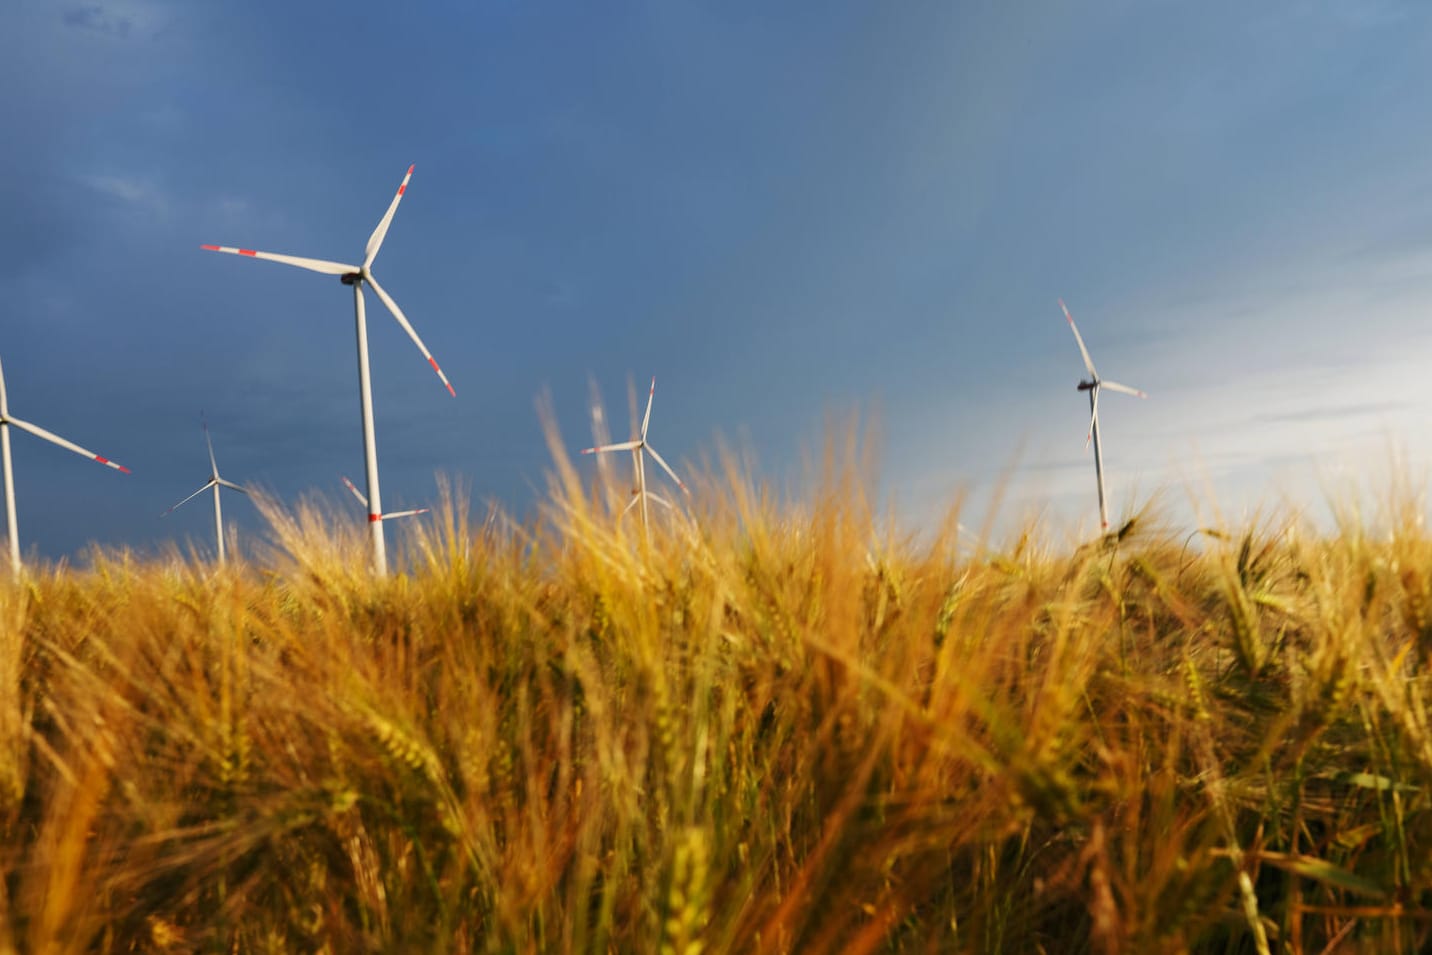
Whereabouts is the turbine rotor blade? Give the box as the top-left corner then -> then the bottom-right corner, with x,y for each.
341,475 -> 369,507
162,479 -> 217,516
216,478 -> 248,494
1100,380 -> 1147,399
0,354 -> 8,417
646,492 -> 676,511
6,416 -> 130,472
644,443 -> 688,494
364,274 -> 456,396
364,164 -> 414,269
202,416 -> 219,476
640,377 -> 656,441
620,494 -> 641,518
1086,386 -> 1100,450
1059,298 -> 1099,378
380,507 -> 429,520
201,245 -> 356,276
581,440 -> 642,455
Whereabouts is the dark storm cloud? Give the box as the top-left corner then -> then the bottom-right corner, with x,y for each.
4,0 -> 1432,562
0,167 -> 83,286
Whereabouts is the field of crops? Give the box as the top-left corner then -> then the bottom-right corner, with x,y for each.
2,437 -> 1430,953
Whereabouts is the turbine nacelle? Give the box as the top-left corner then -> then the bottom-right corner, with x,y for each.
1077,379 -> 1097,391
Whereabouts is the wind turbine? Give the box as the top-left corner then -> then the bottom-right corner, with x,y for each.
1060,299 -> 1147,532
162,417 -> 248,565
341,476 -> 429,522
580,377 -> 688,538
0,353 -> 129,576
202,165 -> 454,575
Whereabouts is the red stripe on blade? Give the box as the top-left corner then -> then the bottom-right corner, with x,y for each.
428,358 -> 455,395
397,185 -> 406,195
200,244 -> 220,251
239,249 -> 257,256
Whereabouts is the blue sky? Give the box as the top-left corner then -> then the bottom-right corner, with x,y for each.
4,0 -> 1432,560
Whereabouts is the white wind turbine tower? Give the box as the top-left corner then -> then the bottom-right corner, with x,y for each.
580,377 -> 688,538
0,353 -> 129,576
1060,299 -> 1147,532
162,417 -> 248,565
202,165 -> 454,575
341,476 -> 429,522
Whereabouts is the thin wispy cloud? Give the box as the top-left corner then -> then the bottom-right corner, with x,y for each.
78,173 -> 150,205
61,4 -> 132,38
58,0 -> 177,42
1251,401 -> 1410,426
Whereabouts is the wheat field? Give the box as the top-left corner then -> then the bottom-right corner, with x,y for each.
1,429 -> 1430,954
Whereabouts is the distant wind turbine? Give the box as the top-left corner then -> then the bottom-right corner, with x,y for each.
0,353 -> 129,576
341,476 -> 429,522
580,377 -> 688,538
162,417 -> 248,565
1060,299 -> 1147,532
202,165 -> 454,575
